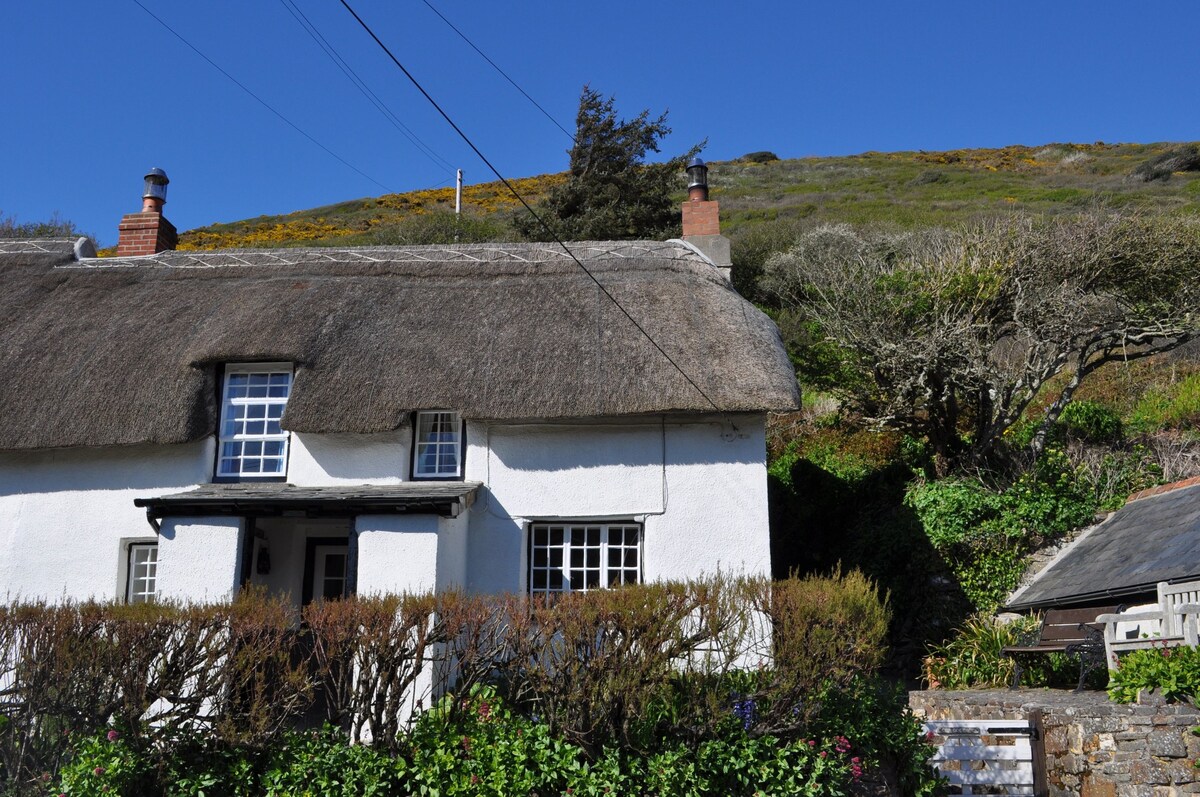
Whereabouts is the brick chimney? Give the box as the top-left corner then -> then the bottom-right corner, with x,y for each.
117,168 -> 177,256
680,158 -> 731,278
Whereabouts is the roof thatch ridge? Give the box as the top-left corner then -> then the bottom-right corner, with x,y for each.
0,238 -> 81,256
70,240 -> 711,271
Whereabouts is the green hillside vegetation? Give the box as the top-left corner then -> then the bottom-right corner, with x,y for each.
177,141 -> 1200,682
174,141 -> 1200,253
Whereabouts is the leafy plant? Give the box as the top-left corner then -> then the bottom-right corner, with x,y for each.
1059,400 -> 1123,444
922,613 -> 1039,689
262,725 -> 402,796
1108,644 -> 1200,704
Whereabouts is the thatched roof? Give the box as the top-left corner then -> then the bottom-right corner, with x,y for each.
0,240 -> 798,451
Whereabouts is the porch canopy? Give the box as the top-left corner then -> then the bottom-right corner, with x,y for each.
134,482 -> 482,520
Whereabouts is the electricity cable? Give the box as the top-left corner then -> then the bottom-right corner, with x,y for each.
419,0 -> 574,142
130,0 -> 392,193
277,0 -> 457,175
337,0 -> 732,422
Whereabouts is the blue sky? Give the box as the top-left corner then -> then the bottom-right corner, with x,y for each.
3,1 -> 1198,246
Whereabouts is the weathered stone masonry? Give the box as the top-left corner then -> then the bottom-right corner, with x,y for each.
910,690 -> 1200,797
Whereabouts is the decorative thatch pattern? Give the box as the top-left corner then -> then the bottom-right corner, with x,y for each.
0,241 -> 799,451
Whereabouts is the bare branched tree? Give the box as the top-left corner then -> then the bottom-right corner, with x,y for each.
763,213 -> 1200,474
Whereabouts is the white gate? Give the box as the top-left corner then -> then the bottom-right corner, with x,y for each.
923,716 -> 1045,796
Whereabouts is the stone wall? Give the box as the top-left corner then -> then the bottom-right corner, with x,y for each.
910,690 -> 1200,796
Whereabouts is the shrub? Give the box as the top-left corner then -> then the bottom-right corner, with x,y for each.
1129,373 -> 1200,433
740,151 -> 780,164
1107,644 -> 1200,704
810,677 -> 944,797
262,726 -> 402,796
1132,144 -> 1200,182
1059,400 -> 1123,444
922,613 -> 1039,689
0,591 -> 309,787
906,447 -> 1098,610
6,574 -> 907,792
406,686 -> 579,796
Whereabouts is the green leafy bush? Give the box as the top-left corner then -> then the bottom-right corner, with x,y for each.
810,677 -> 945,797
1059,400 -> 1123,444
263,726 -> 401,796
1108,645 -> 1200,704
905,447 -> 1097,610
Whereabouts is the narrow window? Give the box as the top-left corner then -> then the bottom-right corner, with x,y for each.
412,411 -> 463,479
126,543 -> 158,604
528,522 -> 642,595
217,363 -> 293,480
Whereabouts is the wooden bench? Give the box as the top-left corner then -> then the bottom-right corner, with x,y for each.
1002,606 -> 1120,691
1097,579 -> 1200,668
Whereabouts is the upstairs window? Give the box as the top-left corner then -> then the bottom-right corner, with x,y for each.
217,364 -> 293,480
126,542 -> 158,604
529,522 -> 642,595
412,411 -> 463,479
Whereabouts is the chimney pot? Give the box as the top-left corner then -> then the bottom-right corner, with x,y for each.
141,167 -> 169,213
118,168 -> 177,256
686,157 -> 709,202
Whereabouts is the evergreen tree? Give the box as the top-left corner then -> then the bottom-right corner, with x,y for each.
514,86 -> 701,241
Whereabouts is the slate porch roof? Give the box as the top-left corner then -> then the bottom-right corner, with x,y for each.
1006,479 -> 1200,610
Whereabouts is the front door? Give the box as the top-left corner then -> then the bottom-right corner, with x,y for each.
303,538 -> 349,604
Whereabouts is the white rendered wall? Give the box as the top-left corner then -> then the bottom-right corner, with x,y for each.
463,415 -> 770,594
356,515 -> 440,595
0,430 -> 409,603
0,440 -> 213,601
0,418 -> 770,602
288,432 -> 408,486
156,517 -> 244,603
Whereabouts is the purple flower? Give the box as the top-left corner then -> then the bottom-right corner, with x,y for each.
106,729 -> 120,742
93,766 -> 105,776
731,696 -> 757,730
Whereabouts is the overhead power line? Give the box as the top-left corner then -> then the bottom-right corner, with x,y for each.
130,0 -> 392,193
277,0 -> 457,176
336,0 -> 731,421
419,0 -> 574,142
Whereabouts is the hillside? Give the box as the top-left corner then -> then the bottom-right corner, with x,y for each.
175,141 -> 1200,251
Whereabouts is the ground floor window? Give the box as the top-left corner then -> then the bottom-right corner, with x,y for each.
126,542 -> 158,603
528,522 -> 641,594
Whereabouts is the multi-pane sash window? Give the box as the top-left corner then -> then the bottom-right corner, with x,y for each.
218,364 -> 293,479
412,411 -> 463,479
529,522 -> 641,594
126,543 -> 158,604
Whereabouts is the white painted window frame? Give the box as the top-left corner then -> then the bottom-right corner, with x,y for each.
411,410 -> 464,479
125,542 -> 158,604
528,521 -> 642,595
217,363 -> 293,480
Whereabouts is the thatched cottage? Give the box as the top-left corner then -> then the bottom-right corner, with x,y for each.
0,171 -> 798,606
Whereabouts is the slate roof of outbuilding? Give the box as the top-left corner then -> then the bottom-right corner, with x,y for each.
1006,479 -> 1200,610
0,239 -> 799,451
